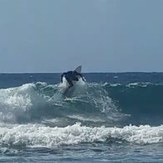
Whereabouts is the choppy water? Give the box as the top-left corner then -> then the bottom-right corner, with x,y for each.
0,73 -> 163,162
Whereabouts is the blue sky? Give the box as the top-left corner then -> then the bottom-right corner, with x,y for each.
0,0 -> 163,73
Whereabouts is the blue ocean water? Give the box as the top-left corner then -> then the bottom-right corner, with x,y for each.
0,73 -> 163,162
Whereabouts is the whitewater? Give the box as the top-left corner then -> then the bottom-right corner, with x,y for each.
0,73 -> 163,162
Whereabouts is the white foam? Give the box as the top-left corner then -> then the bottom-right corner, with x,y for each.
77,78 -> 86,86
0,83 -> 46,123
0,123 -> 163,148
58,77 -> 69,88
67,115 -> 105,122
0,84 -> 33,122
127,82 -> 152,88
58,77 -> 86,95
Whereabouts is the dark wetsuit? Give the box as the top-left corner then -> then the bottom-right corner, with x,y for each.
61,71 -> 83,88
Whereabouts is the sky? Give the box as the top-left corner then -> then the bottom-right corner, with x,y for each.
0,0 -> 163,73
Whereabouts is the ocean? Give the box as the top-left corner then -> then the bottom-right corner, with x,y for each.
0,73 -> 163,162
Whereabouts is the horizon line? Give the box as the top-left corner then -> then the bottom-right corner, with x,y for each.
0,71 -> 163,74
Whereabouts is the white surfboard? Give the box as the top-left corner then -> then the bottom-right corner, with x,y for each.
74,65 -> 82,73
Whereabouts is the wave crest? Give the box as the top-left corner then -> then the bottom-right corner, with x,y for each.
0,123 -> 162,148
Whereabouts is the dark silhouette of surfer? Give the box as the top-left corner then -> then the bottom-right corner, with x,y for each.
60,66 -> 86,95
61,70 -> 85,89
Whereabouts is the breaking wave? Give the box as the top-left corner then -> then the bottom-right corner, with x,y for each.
0,81 -> 163,149
0,81 -> 122,125
0,123 -> 163,148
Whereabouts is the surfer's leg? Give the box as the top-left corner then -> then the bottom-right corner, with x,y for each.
63,77 -> 73,96
65,77 -> 73,88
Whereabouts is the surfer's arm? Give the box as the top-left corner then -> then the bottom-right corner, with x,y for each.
82,76 -> 86,82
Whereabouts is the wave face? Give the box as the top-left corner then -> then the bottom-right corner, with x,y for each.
0,82 -> 124,125
105,82 -> 163,112
103,83 -> 163,124
0,75 -> 163,150
0,81 -> 163,124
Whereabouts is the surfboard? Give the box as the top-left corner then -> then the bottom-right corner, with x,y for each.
74,65 -> 82,73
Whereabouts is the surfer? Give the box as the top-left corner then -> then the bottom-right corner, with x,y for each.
60,65 -> 86,95
61,70 -> 85,89
61,65 -> 86,95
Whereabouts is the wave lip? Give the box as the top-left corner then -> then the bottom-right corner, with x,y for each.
0,123 -> 163,148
